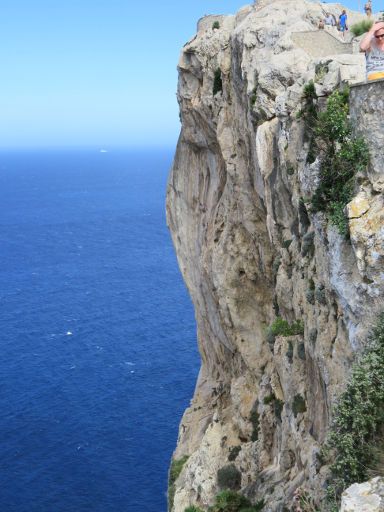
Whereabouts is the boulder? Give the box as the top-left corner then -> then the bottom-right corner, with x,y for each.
341,477 -> 384,512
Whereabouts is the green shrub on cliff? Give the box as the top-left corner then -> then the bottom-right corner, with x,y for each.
208,490 -> 264,511
286,340 -> 294,363
250,408 -> 260,442
302,80 -> 318,124
292,394 -> 307,417
213,68 -> 223,96
184,491 -> 265,512
324,314 -> 384,507
267,317 -> 304,344
228,445 -> 242,462
217,464 -> 242,491
350,19 -> 373,37
168,455 -> 189,510
210,490 -> 251,511
263,393 -> 284,421
305,87 -> 369,236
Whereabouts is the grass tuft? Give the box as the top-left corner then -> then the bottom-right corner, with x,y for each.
168,455 -> 189,510
350,19 -> 373,37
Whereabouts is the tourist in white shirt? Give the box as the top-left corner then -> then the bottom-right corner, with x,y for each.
324,13 -> 335,26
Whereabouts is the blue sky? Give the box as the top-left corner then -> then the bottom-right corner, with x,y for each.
0,0 -> 359,149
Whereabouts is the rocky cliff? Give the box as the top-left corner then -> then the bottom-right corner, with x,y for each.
166,1 -> 384,510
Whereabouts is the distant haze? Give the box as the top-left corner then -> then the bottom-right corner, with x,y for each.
0,0 -> 360,149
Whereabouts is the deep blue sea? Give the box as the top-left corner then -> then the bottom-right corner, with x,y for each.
0,149 -> 199,512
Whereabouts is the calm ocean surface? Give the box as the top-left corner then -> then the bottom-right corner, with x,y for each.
0,149 -> 199,512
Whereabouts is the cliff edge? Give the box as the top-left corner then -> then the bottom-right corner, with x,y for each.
166,1 -> 384,510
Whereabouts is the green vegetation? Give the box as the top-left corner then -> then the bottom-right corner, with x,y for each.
273,296 -> 280,316
274,399 -> 284,421
184,493 -> 265,512
301,232 -> 315,257
250,408 -> 260,442
350,19 -> 373,37
315,286 -> 326,305
292,394 -> 307,417
286,340 -> 294,364
244,501 -> 265,512
250,87 -> 257,106
212,21 -> 220,29
168,455 -> 189,511
293,489 -> 319,512
184,492 -> 265,512
217,464 -> 242,491
228,445 -> 242,462
324,313 -> 384,508
208,491 -> 265,512
367,438 -> 384,478
263,393 -> 276,405
306,279 -> 316,304
297,80 -> 318,166
262,393 -> 283,420
306,289 -> 315,305
282,239 -> 292,249
211,490 -> 251,512
213,68 -> 223,96
314,63 -> 329,83
305,88 -> 370,235
286,165 -> 295,176
301,80 -> 318,125
267,317 -> 304,340
299,197 -> 311,231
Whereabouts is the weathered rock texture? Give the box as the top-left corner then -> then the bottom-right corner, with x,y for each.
166,1 -> 384,510
341,477 -> 384,512
291,30 -> 353,57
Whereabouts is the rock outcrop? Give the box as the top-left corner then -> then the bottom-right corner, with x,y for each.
341,477 -> 384,512
166,1 -> 384,510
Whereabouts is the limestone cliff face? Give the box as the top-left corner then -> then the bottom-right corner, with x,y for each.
166,1 -> 384,510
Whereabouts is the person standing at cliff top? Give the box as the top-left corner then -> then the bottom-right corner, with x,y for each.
338,9 -> 348,38
360,21 -> 384,80
365,0 -> 372,18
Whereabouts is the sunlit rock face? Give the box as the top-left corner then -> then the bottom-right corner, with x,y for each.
166,1 -> 383,510
340,477 -> 384,512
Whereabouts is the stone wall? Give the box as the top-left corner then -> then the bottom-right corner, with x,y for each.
350,79 -> 384,191
197,15 -> 227,33
291,30 -> 352,57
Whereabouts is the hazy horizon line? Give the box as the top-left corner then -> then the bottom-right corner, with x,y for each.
0,143 -> 178,152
